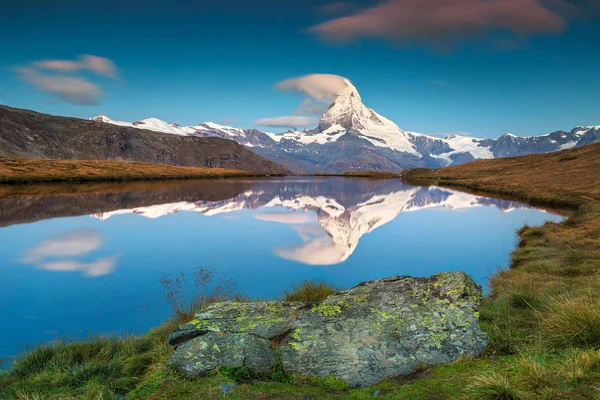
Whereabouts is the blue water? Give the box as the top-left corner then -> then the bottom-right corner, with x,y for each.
0,177 -> 562,365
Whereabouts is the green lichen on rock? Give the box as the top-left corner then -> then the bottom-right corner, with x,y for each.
168,271 -> 488,388
311,303 -> 342,317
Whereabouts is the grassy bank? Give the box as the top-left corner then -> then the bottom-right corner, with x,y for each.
0,157 -> 275,184
3,144 -> 600,399
402,142 -> 600,398
403,142 -> 600,208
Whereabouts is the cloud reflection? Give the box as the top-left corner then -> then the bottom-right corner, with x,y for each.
20,229 -> 117,277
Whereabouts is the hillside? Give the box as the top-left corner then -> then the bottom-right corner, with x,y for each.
0,157 -> 271,184
0,105 -> 289,175
404,141 -> 600,207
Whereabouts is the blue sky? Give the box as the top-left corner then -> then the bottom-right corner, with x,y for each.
1,0 -> 599,137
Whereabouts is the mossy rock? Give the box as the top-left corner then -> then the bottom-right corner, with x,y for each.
168,272 -> 488,387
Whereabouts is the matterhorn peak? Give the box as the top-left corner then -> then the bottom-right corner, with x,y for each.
316,79 -> 418,155
337,79 -> 361,99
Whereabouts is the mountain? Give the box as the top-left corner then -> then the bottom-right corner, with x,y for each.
0,105 -> 289,175
90,80 -> 599,174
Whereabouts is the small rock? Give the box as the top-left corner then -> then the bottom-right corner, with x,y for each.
373,390 -> 380,397
219,383 -> 238,393
302,395 -> 313,400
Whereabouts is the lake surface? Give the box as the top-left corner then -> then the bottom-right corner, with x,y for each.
0,177 -> 562,364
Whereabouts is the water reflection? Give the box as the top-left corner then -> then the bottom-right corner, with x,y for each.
82,179 -> 536,266
19,229 -> 118,277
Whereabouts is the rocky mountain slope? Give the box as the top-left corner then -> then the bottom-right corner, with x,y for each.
0,105 -> 289,175
90,80 -> 599,173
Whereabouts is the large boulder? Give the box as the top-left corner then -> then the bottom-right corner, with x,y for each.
168,272 -> 488,387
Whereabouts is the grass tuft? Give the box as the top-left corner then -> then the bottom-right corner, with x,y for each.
283,279 -> 339,302
540,296 -> 600,349
467,372 -> 523,400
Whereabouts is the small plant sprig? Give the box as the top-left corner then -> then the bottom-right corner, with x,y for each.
159,267 -> 242,323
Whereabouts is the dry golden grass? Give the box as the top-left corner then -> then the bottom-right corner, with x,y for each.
405,142 -> 600,366
404,141 -> 600,208
0,157 -> 268,184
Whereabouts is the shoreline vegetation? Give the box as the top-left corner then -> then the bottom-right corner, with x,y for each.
2,143 -> 600,399
0,157 -> 280,184
0,156 -> 405,185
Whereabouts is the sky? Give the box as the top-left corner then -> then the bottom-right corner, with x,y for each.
1,0 -> 599,138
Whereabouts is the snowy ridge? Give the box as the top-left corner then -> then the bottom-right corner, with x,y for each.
89,115 -> 252,143
90,80 -> 599,172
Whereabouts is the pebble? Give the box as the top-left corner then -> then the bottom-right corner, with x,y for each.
219,383 -> 239,393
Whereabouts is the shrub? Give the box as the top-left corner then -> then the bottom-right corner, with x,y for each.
283,279 -> 339,302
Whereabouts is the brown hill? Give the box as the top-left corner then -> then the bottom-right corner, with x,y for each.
0,105 -> 289,175
0,156 -> 270,184
404,141 -> 600,208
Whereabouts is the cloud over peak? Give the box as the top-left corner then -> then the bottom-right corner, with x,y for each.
310,0 -> 570,48
255,73 -> 351,129
277,73 -> 349,103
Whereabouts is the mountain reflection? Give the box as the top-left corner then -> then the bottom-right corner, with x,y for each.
83,178 -> 534,266
0,178 -> 536,267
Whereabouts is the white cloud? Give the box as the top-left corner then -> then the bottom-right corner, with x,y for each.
277,73 -> 349,102
254,116 -> 318,128
15,68 -> 102,106
257,73 -> 351,129
35,54 -> 118,79
14,54 -> 118,105
293,98 -> 330,115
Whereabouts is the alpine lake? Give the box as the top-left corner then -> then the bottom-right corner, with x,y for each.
0,177 -> 563,366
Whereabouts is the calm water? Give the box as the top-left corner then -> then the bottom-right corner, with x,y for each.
0,177 -> 562,364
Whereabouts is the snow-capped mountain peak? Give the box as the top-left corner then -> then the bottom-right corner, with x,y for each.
89,78 -> 598,173
317,79 -> 418,155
